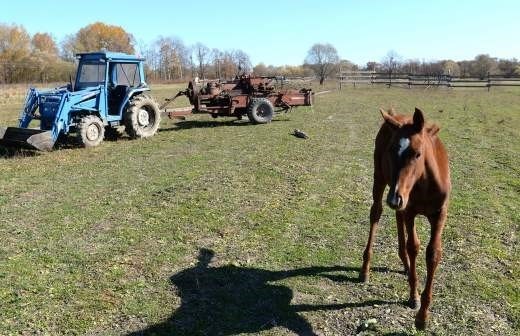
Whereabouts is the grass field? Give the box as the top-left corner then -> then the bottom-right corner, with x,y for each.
0,83 -> 518,335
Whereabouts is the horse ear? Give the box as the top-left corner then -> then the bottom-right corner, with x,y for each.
427,124 -> 440,136
413,107 -> 425,131
380,108 -> 402,128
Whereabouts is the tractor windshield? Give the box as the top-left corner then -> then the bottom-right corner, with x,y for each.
76,61 -> 106,90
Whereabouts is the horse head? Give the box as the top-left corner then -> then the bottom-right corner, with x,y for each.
380,107 -> 440,210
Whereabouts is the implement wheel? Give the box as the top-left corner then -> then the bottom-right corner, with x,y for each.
247,98 -> 274,124
124,95 -> 161,138
77,115 -> 104,148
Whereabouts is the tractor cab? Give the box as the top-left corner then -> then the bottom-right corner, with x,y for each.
75,52 -> 146,116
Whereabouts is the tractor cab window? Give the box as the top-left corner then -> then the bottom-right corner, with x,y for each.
76,62 -> 106,90
113,63 -> 141,87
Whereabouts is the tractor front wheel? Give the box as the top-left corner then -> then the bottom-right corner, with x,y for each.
125,95 -> 161,138
77,115 -> 105,148
247,98 -> 274,124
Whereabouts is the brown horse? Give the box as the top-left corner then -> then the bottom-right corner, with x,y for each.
360,107 -> 451,330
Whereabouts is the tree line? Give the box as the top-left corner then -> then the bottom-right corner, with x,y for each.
357,51 -> 520,79
0,22 -> 253,84
1,22 -> 519,84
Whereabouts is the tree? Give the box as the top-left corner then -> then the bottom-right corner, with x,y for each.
440,60 -> 460,76
401,59 -> 420,74
304,43 -> 340,85
193,42 -> 210,79
231,49 -> 251,75
30,32 -> 62,83
365,61 -> 379,71
458,60 -> 472,78
253,62 -> 268,76
381,50 -> 402,74
152,36 -> 188,81
497,58 -> 519,77
32,33 -> 58,55
60,34 -> 76,61
0,23 -> 32,83
338,59 -> 358,72
72,22 -> 134,54
210,48 -> 223,78
471,54 -> 497,79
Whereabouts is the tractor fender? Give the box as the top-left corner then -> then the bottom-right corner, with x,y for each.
118,87 -> 151,116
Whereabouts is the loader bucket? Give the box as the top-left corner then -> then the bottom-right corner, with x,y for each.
0,127 -> 55,151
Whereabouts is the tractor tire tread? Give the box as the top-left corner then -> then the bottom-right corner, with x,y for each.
124,94 -> 161,139
247,98 -> 274,124
77,115 -> 105,148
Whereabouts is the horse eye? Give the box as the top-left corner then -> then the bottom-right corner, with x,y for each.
415,152 -> 421,159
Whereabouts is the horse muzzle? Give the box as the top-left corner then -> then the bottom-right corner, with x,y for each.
387,188 -> 404,210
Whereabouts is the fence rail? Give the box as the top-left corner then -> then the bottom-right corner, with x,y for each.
338,71 -> 520,90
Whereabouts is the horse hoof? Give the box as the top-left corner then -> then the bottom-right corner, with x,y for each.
415,318 -> 427,330
359,273 -> 369,283
408,298 -> 420,309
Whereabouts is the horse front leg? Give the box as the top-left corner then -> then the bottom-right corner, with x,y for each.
396,211 -> 410,275
360,176 -> 385,282
405,212 -> 420,309
415,208 -> 447,330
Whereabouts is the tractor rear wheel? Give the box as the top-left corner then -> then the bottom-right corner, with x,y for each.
77,115 -> 105,147
247,98 -> 274,124
124,95 -> 161,138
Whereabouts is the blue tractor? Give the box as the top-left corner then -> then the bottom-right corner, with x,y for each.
0,51 -> 161,151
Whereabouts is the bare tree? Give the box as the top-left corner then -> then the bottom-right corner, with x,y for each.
304,43 -> 340,85
231,49 -> 252,76
365,62 -> 379,71
381,50 -> 402,74
210,48 -> 222,79
194,42 -> 210,79
457,60 -> 471,78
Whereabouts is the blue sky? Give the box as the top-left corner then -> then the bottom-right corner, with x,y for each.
2,0 -> 519,66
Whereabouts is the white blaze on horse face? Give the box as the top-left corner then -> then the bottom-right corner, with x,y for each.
397,137 -> 410,158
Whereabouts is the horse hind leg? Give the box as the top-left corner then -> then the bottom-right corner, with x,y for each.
360,175 -> 385,282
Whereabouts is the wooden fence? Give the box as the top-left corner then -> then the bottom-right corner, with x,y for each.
338,71 -> 520,90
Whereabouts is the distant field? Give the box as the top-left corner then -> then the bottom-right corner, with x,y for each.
0,84 -> 518,335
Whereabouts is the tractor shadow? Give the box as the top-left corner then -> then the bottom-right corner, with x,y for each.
0,146 -> 41,159
159,118 -> 290,132
128,249 -> 404,336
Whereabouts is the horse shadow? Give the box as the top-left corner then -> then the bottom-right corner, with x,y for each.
128,249 -> 402,336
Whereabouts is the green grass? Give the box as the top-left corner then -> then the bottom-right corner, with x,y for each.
0,83 -> 518,335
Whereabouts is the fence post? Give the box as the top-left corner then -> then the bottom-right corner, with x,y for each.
487,71 -> 491,92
